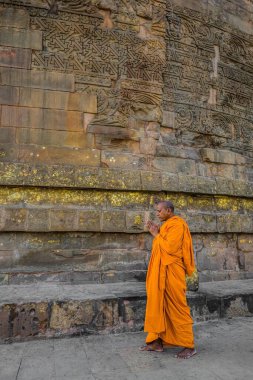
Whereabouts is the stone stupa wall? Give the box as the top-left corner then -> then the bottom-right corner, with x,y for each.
0,0 -> 253,285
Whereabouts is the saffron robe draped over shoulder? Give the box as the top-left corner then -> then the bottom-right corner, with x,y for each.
144,215 -> 195,348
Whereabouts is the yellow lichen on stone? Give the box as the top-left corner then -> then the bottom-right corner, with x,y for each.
108,192 -> 149,207
188,196 -> 214,210
215,196 -> 239,211
134,215 -> 142,225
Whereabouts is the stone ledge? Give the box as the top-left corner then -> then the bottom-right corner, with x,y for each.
0,279 -> 253,342
0,163 -> 252,197
0,206 -> 252,233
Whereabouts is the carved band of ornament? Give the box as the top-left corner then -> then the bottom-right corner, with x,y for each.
120,89 -> 161,106
121,81 -> 163,95
165,4 -> 252,41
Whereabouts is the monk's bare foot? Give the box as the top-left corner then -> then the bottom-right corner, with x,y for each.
139,339 -> 163,352
175,348 -> 197,359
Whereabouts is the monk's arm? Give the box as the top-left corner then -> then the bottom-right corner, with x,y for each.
155,223 -> 184,264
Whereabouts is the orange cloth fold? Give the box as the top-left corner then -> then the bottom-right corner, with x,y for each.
144,216 -> 195,348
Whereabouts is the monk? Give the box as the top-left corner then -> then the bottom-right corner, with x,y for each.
140,200 -> 197,359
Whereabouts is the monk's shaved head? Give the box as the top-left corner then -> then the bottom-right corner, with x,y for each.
157,200 -> 174,213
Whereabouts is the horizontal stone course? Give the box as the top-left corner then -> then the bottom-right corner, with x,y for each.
0,163 -> 252,197
0,47 -> 31,69
0,68 -> 75,91
0,86 -> 97,112
19,88 -> 97,112
0,7 -> 30,29
16,129 -> 94,149
0,85 -> 19,104
0,231 -> 252,281
0,28 -> 42,50
0,199 -> 252,233
17,146 -> 101,166
200,148 -> 246,165
1,106 -> 84,131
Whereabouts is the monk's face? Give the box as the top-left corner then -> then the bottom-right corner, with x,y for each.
156,203 -> 173,221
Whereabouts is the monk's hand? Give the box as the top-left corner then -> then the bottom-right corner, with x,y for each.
146,220 -> 159,237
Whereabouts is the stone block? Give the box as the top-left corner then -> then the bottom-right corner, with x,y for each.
153,157 -> 196,175
0,144 -> 18,162
99,168 -> 142,190
141,171 -> 162,191
16,128 -> 94,149
232,180 -> 252,197
50,299 -> 119,330
200,148 -> 246,165
187,214 -> 217,233
126,211 -> 145,232
3,163 -> 52,187
2,106 -> 83,132
102,211 -> 126,232
19,88 -> 97,112
101,151 -> 147,169
75,167 -> 100,188
18,145 -> 100,166
217,215 -> 253,233
12,302 -> 49,338
68,92 -> 97,113
50,301 -> 94,330
0,250 -> 16,266
187,196 -> 214,212
197,176 -> 217,194
244,252 -> 253,272
27,209 -> 50,231
0,47 -> 31,69
44,165 -> 76,187
0,85 -> 19,105
215,178 -> 234,195
140,137 -> 157,155
0,232 -> 17,249
214,196 -> 240,212
78,210 -> 101,231
0,127 -> 16,144
238,235 -> 253,253
161,173 -> 179,191
0,7 -> 30,29
1,208 -> 27,231
50,210 -> 77,231
161,110 -> 175,128
107,192 -> 150,210
0,163 -> 24,185
178,175 -> 198,193
0,68 -> 75,91
0,28 -> 42,50
196,244 -> 239,272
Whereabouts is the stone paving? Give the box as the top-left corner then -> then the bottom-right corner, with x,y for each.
1,317 -> 252,380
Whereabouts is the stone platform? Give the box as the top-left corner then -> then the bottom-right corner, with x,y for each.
0,279 -> 253,342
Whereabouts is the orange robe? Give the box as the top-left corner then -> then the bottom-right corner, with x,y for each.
144,215 -> 195,348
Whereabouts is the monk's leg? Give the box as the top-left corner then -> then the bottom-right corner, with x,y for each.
139,338 -> 163,352
175,347 -> 197,359
160,264 -> 195,350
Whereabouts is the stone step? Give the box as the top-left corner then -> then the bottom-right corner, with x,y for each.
0,279 -> 253,342
0,268 -> 147,285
